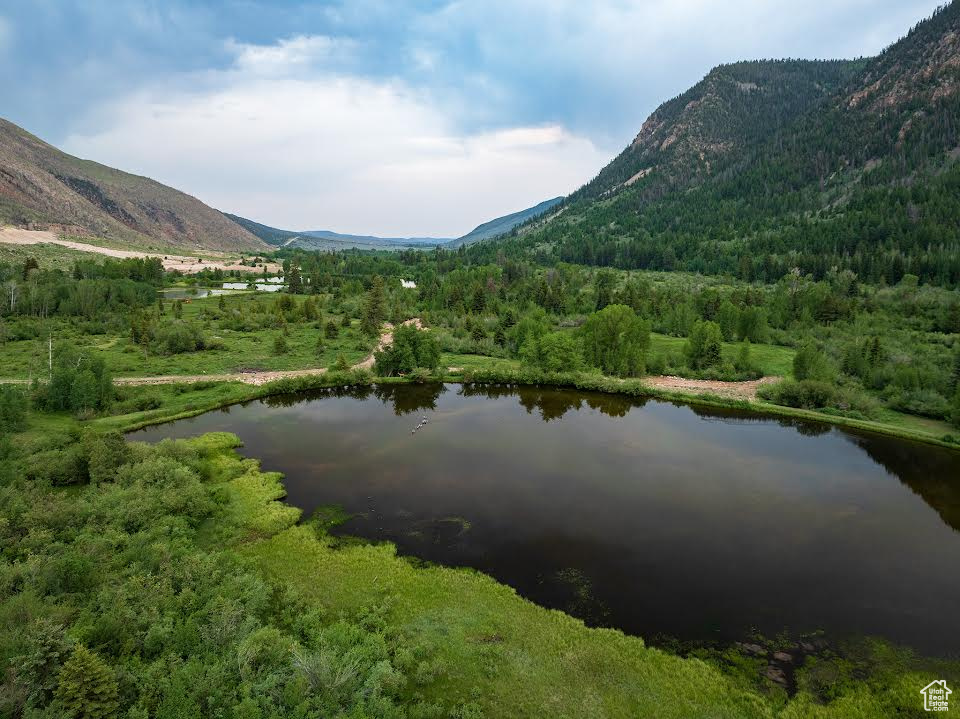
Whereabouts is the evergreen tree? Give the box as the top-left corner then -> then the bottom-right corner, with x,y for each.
287,262 -> 303,294
361,276 -> 386,337
54,646 -> 119,719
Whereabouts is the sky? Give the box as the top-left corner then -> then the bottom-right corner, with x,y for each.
0,0 -> 947,237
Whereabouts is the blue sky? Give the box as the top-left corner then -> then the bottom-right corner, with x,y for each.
0,0 -> 946,236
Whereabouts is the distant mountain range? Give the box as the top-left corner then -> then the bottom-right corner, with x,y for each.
224,196 -> 564,251
0,115 -> 561,255
3,0 -> 957,274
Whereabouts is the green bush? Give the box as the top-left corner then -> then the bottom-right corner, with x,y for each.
759,379 -> 837,410
520,331 -> 584,374
374,325 -> 441,376
0,385 -> 28,433
154,321 -> 206,355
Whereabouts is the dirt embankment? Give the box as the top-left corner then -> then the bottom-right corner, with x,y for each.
0,227 -> 280,274
642,375 -> 780,401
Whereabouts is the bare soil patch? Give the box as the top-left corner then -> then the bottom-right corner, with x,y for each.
0,227 -> 280,274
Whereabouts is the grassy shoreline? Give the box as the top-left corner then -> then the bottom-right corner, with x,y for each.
97,366 -> 960,451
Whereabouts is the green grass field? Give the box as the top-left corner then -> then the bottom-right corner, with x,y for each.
649,332 -> 795,377
0,291 -> 372,378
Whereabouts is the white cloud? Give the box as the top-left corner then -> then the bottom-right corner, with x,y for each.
62,37 -> 607,236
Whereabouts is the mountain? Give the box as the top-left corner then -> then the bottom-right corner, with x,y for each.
449,196 -> 564,247
491,2 -> 960,288
0,118 -> 266,252
222,216 -> 450,250
226,196 -> 564,251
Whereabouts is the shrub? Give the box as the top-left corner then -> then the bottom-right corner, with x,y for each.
0,385 -> 28,433
154,321 -> 205,355
759,379 -> 837,410
374,325 -> 441,376
793,341 -> 835,382
520,331 -> 584,374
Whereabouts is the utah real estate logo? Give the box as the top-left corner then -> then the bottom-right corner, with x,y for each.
920,680 -> 952,712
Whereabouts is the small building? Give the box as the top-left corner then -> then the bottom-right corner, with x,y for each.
400,279 -> 417,289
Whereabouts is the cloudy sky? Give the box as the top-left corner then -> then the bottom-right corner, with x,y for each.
0,0 -> 945,237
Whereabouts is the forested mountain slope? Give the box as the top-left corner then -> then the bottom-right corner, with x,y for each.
495,2 -> 960,288
0,119 -> 267,252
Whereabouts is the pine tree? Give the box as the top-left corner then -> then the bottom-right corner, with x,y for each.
54,646 -> 119,719
287,262 -> 303,294
361,276 -> 386,337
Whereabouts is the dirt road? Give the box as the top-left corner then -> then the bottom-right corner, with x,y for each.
0,227 -> 280,274
110,318 -> 426,386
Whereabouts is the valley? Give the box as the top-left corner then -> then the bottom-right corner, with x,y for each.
1,2 -> 959,719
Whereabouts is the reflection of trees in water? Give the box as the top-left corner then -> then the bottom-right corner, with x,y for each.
261,383 -> 447,416
461,383 -> 641,421
373,383 -> 446,415
686,404 -> 832,437
262,385 -> 372,408
459,383 -> 519,400
519,389 -> 584,422
842,433 -> 960,533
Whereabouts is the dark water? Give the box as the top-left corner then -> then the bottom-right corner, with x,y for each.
132,383 -> 960,654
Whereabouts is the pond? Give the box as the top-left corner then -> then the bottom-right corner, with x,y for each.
161,287 -> 234,299
131,383 -> 960,654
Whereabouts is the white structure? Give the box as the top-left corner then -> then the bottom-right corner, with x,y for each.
401,279 -> 417,289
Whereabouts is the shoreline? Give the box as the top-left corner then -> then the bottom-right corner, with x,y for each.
99,369 -> 960,451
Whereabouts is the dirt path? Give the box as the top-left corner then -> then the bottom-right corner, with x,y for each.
0,315 -> 779,400
0,227 -> 280,274
111,318 -> 426,387
643,375 -> 780,401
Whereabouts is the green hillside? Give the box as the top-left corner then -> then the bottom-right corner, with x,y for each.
484,3 -> 960,288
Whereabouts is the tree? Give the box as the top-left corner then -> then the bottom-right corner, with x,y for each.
521,332 -> 584,373
734,340 -> 758,375
54,645 -> 119,719
173,300 -> 183,319
594,271 -> 615,311
272,334 -> 288,355
315,334 -> 325,357
684,320 -> 724,370
361,276 -> 386,337
737,306 -> 768,343
581,304 -> 650,377
287,262 -> 303,294
793,341 -> 835,382
325,321 -> 339,339
717,300 -> 739,341
374,324 -> 441,376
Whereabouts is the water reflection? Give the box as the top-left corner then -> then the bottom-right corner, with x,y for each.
132,382 -> 960,654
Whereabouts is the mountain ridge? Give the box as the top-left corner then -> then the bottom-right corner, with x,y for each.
0,118 -> 267,252
491,1 -> 960,288
225,196 -> 564,251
